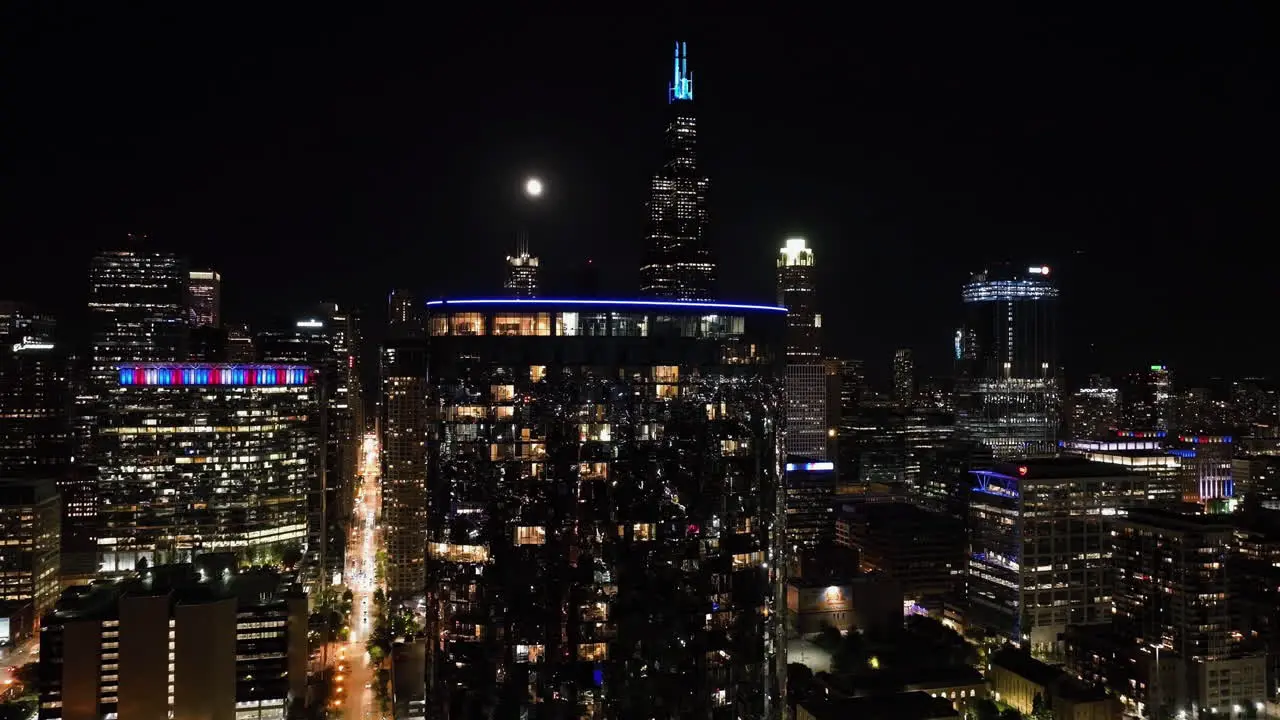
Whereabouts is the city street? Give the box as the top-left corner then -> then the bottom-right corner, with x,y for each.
334,432 -> 385,720
1,637 -> 38,700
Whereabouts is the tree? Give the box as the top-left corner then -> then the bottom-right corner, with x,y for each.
1000,708 -> 1023,720
1031,692 -> 1054,720
787,663 -> 814,707
282,544 -> 304,569
830,630 -> 869,674
973,698 -> 1001,720
815,624 -> 843,652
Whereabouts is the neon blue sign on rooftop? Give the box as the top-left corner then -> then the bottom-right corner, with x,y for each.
425,298 -> 786,313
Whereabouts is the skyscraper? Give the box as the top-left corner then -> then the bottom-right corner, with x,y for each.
98,364 -> 319,574
893,348 -> 915,406
387,289 -> 425,339
504,246 -> 540,298
380,339 -> 427,597
639,42 -> 716,301
423,297 -> 785,718
778,238 -> 826,461
955,264 -> 1060,458
1119,364 -> 1173,433
258,304 -> 364,582
87,247 -> 188,390
186,269 -> 221,327
0,303 -> 68,478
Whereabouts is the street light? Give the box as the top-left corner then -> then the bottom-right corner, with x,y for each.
524,177 -> 544,199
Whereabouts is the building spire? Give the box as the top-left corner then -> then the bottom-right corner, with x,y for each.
668,41 -> 693,103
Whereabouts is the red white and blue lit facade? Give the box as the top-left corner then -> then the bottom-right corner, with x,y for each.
117,364 -> 314,387
95,363 -> 321,574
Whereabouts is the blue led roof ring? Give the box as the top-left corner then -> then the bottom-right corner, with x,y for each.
425,298 -> 787,313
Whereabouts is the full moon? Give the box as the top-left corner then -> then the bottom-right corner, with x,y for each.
524,177 -> 544,198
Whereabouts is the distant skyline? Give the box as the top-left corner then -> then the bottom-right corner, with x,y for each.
4,7 -> 1273,381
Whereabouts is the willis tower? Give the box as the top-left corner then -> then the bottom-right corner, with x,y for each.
639,42 -> 717,301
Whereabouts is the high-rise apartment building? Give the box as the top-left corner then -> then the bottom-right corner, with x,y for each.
955,264 -> 1060,458
186,269 -> 220,327
380,339 -> 427,597
423,297 -> 785,718
1112,510 -> 1267,716
0,479 -> 60,626
96,364 -> 319,575
967,457 -> 1147,650
38,558 -> 308,720
639,42 -> 716,301
893,349 -> 915,406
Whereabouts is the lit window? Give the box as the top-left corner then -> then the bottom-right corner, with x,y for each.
515,526 -> 546,546
451,312 -> 484,335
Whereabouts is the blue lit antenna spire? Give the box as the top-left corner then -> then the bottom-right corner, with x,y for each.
668,41 -> 693,103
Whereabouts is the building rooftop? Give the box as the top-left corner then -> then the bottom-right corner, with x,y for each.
800,691 -> 960,720
991,456 -> 1137,480
989,646 -> 1065,687
47,556 -> 300,621
426,297 -> 786,313
0,477 -> 58,505
1118,508 -> 1237,533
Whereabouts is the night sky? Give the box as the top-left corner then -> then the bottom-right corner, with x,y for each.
4,7 -> 1273,384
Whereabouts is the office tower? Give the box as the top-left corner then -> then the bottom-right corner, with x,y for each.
380,339 -> 427,597
837,359 -> 866,416
85,247 -> 188,462
1065,374 -> 1120,440
967,457 -> 1147,650
1119,364 -> 1173,433
423,297 -> 785,719
504,238 -> 541,298
1170,433 -> 1236,509
1060,437 -> 1183,507
778,238 -> 827,461
1112,510 -> 1266,716
224,322 -> 256,362
824,359 -> 842,460
783,459 -> 836,572
96,364 -> 319,575
87,247 -> 188,390
186,269 -> 221,327
639,42 -> 716,301
777,239 -> 820,363
893,349 -> 914,406
955,264 -> 1060,458
0,479 -> 60,626
388,289 -> 426,339
0,305 -> 68,477
0,307 -> 91,583
38,558 -> 308,720
258,304 -> 364,581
